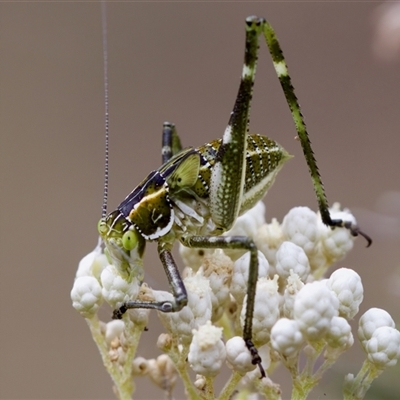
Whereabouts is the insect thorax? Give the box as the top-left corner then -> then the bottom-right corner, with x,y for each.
101,133 -> 290,255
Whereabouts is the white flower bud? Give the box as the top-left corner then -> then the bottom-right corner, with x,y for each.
231,251 -> 269,305
282,272 -> 304,319
270,318 -> 304,358
179,245 -> 213,271
76,248 -> 98,278
358,308 -> 395,349
105,319 -> 125,345
226,336 -> 256,374
365,326 -> 400,368
326,316 -> 354,350
76,244 -> 108,280
201,250 -> 233,322
294,281 -> 339,341
282,207 -> 320,257
148,355 -> 177,392
128,283 -> 152,326
156,270 -> 212,344
319,204 -> 356,265
132,357 -> 149,376
100,265 -> 140,309
254,218 -> 283,269
241,276 -> 280,345
327,268 -> 363,320
226,201 -> 266,238
188,321 -> 226,377
194,375 -> 206,390
71,276 -> 103,318
275,241 -> 310,281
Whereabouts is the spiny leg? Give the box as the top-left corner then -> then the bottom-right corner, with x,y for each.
113,242 -> 188,319
207,17 -> 268,378
162,122 -> 183,164
180,234 -> 265,378
261,20 -> 372,246
209,18 -> 264,231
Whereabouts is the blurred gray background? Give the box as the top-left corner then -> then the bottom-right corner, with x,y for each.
1,2 -> 399,399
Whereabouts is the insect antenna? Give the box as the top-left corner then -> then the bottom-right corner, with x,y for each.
101,0 -> 110,219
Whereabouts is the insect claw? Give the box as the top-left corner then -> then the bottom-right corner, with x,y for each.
112,305 -> 127,320
352,226 -> 373,248
245,339 -> 266,379
331,219 -> 373,248
255,360 -> 266,379
160,302 -> 174,313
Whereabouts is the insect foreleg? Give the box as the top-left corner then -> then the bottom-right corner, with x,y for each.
180,234 -> 265,378
161,122 -> 183,164
113,243 -> 188,319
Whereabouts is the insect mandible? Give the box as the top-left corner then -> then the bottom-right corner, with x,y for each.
97,16 -> 371,377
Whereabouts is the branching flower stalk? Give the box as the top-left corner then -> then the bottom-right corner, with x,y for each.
71,202 -> 400,399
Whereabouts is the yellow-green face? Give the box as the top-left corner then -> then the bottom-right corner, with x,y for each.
98,210 -> 146,280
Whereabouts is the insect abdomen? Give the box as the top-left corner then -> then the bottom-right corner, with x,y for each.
195,134 -> 291,213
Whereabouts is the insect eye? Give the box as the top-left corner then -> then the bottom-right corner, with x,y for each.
97,218 -> 108,236
122,230 -> 138,251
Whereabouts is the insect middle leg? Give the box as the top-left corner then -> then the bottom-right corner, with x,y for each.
180,234 -> 265,377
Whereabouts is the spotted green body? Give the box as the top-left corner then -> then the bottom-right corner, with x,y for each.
98,16 -> 369,378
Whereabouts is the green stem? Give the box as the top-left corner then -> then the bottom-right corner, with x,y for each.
291,375 -> 318,400
343,360 -> 383,400
289,342 -> 325,400
217,371 -> 244,400
120,316 -> 144,393
167,342 -> 201,400
204,376 -> 215,399
87,316 -> 133,400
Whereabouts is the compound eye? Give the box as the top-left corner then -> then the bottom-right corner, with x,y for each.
97,218 -> 108,236
122,230 -> 138,251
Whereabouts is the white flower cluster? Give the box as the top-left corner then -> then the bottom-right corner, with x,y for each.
71,241 -> 141,318
358,308 -> 400,368
73,202 -> 399,399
